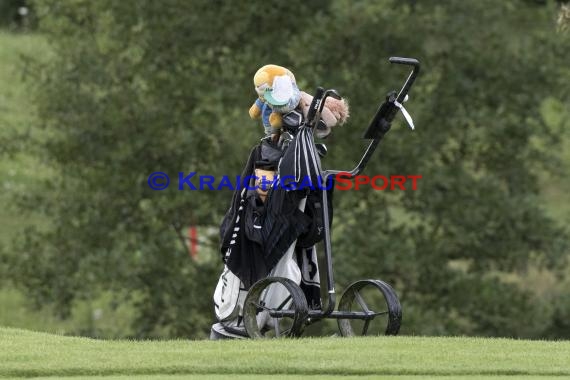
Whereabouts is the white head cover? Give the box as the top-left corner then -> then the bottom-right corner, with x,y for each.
265,75 -> 294,106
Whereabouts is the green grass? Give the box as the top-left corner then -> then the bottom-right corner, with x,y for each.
1,327 -> 569,379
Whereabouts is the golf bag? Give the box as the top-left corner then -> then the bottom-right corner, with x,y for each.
213,122 -> 331,337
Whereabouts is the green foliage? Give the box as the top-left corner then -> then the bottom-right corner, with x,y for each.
0,0 -> 22,27
0,0 -> 35,29
559,3 -> 570,32
4,0 -> 569,339
0,286 -> 138,337
292,0 -> 570,337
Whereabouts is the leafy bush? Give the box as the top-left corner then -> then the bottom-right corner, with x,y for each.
6,0 -> 569,338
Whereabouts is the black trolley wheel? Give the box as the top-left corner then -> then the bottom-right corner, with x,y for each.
337,279 -> 402,336
243,277 -> 309,339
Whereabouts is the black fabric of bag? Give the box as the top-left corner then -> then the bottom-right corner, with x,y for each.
259,139 -> 283,166
278,125 -> 322,186
224,193 -> 268,289
295,246 -> 322,310
220,141 -> 311,289
219,140 -> 282,251
261,187 -> 311,270
297,187 -> 334,248
243,193 -> 266,245
219,145 -> 259,251
224,187 -> 311,289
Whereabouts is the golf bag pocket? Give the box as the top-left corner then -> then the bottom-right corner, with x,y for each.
213,265 -> 246,322
297,191 -> 329,248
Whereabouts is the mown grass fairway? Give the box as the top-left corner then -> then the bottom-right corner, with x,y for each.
1,327 -> 569,379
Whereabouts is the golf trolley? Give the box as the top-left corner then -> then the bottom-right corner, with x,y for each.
238,57 -> 421,338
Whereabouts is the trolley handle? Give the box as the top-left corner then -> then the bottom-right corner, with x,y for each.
389,57 -> 420,103
361,57 -> 420,140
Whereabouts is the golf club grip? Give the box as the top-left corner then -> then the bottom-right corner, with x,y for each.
307,87 -> 325,125
389,57 -> 420,68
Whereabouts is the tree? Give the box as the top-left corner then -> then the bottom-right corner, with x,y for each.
289,0 -> 570,337
6,0 -> 569,338
559,2 -> 570,31
8,0 -> 330,338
